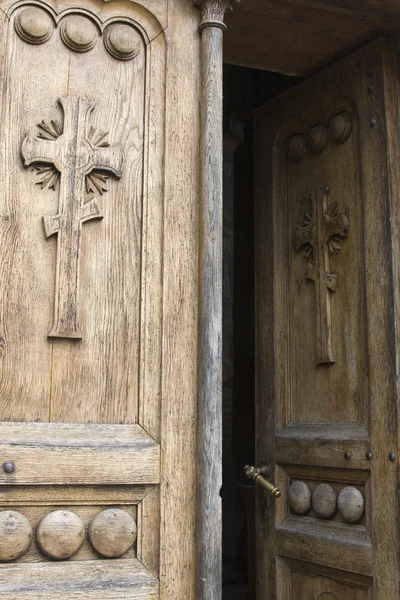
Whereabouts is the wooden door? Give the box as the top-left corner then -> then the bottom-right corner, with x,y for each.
254,39 -> 400,599
0,0 -> 171,597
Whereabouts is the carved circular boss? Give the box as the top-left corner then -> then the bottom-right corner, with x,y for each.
288,481 -> 365,524
0,508 -> 137,562
286,111 -> 353,163
14,6 -> 141,61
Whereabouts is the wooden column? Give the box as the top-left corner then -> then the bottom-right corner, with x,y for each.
194,2 -> 238,599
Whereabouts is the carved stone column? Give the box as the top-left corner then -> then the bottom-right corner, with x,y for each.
193,2 -> 238,600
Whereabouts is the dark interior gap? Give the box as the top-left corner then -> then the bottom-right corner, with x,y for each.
222,65 -> 301,600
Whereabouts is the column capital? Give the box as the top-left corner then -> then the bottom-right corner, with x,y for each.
194,0 -> 239,32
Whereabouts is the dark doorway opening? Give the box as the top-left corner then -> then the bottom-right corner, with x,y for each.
222,65 -> 300,600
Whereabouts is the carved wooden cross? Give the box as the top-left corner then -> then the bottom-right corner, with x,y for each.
295,186 -> 348,364
22,96 -> 124,339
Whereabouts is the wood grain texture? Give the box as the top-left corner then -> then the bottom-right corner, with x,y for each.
36,510 -> 85,560
1,504 -> 137,564
89,508 -> 137,558
224,0 -> 400,74
0,423 -> 160,485
254,38 -> 400,600
138,487 -> 160,577
195,0 -> 233,597
0,0 -> 201,597
0,486 -> 149,506
0,511 -> 32,561
275,424 -> 370,470
0,559 -> 159,599
160,2 -> 200,599
276,516 -> 372,576
292,569 -> 369,600
50,17 -> 145,424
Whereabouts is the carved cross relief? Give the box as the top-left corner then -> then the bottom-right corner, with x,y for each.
22,96 -> 124,339
295,186 -> 348,364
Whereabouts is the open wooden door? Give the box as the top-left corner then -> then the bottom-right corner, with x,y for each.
254,39 -> 400,599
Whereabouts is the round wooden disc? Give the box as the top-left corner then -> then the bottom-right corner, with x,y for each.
288,480 -> 312,515
37,510 -> 85,560
312,483 -> 338,519
338,487 -> 365,523
104,24 -> 141,61
60,15 -> 98,53
307,124 -> 328,154
89,509 -> 137,558
0,510 -> 32,561
286,134 -> 306,163
15,7 -> 54,45
329,111 -> 353,143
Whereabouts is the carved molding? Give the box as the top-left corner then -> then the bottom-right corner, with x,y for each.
288,480 -> 312,515
22,96 -> 125,340
288,480 -> 364,525
312,483 -> 337,519
295,187 -> 349,364
60,15 -> 98,53
194,0 -> 239,31
14,6 -> 53,44
0,511 -> 32,561
338,487 -> 365,523
0,508 -> 138,562
104,24 -> 141,61
89,509 -> 137,558
14,6 -> 141,61
37,510 -> 85,560
286,110 -> 353,163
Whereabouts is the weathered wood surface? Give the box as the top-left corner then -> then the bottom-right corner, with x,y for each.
0,559 -> 159,599
0,511 -> 32,562
194,2 -> 236,600
224,0 -> 400,74
36,510 -> 85,560
89,508 -> 137,558
254,38 -> 400,599
0,423 -> 160,485
0,0 -> 177,597
275,424 -> 370,469
0,2 -> 146,425
0,504 -> 137,564
159,1 -> 200,599
0,0 -> 202,597
276,516 -> 372,576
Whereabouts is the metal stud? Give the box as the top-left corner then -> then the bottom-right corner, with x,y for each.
344,451 -> 351,460
370,119 -> 377,128
2,462 -> 15,474
389,452 -> 396,462
366,451 -> 373,461
368,84 -> 374,93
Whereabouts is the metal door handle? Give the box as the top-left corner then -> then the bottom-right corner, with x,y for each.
244,464 -> 281,498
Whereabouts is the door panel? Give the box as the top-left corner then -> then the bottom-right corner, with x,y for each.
255,39 -> 400,599
0,0 -> 165,597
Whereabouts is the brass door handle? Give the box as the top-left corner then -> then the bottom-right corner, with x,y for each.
244,464 -> 282,498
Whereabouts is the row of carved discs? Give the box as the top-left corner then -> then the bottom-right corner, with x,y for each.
15,6 -> 140,60
288,481 -> 365,524
286,111 -> 353,163
0,509 -> 137,562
